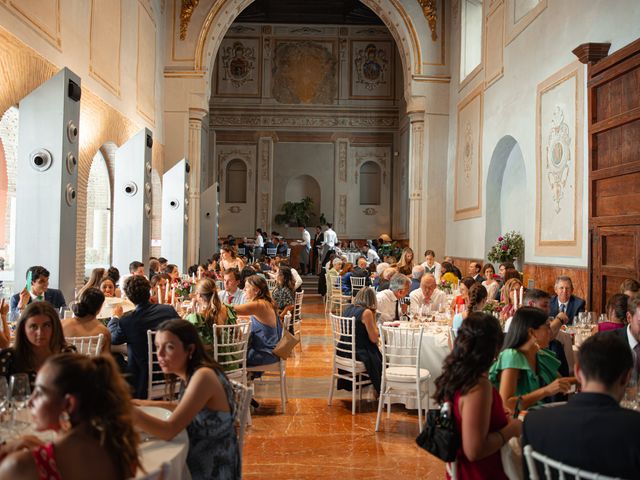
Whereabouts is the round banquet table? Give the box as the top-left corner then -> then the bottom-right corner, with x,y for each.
382,321 -> 452,410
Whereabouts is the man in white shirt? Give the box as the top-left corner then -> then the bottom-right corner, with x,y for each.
297,225 -> 311,275
409,274 -> 447,315
421,249 -> 442,284
218,268 -> 245,305
321,223 -> 338,262
362,243 -> 380,265
376,273 -> 411,322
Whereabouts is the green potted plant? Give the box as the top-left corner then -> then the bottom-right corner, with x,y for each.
274,196 -> 315,227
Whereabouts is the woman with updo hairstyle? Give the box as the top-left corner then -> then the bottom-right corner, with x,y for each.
433,312 -> 521,479
595,293 -> 628,332
0,302 -> 74,387
452,283 -> 488,334
62,288 -> 111,353
0,353 -> 140,479
185,277 -> 236,346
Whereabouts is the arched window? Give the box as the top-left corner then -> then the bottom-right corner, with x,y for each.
84,151 -> 111,275
360,161 -> 381,205
225,159 -> 247,203
0,107 -> 19,282
460,0 -> 483,81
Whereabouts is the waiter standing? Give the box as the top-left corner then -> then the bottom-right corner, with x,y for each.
312,226 -> 324,275
297,225 -> 311,275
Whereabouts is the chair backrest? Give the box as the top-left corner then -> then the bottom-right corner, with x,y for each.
230,380 -> 253,454
266,247 -> 277,257
212,322 -> 251,375
379,325 -> 424,373
266,278 -> 277,291
329,274 -> 342,294
523,445 -> 619,480
147,330 -> 169,400
350,276 -> 366,296
237,247 -> 246,256
293,290 -> 304,337
286,247 -> 291,258
66,333 -> 104,357
329,314 -> 357,364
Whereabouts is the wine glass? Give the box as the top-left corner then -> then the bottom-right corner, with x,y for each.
10,373 -> 30,428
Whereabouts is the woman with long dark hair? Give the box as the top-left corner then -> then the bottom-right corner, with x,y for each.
452,283 -> 488,334
133,319 -> 239,480
61,287 -> 111,353
0,353 -> 140,479
489,306 -> 574,410
271,267 -> 296,319
434,312 -> 521,479
185,277 -> 236,345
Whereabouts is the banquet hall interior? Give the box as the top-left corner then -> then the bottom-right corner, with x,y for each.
0,0 -> 639,479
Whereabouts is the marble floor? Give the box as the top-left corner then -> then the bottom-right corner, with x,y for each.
242,296 -> 446,479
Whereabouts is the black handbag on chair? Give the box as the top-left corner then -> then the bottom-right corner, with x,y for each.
415,402 -> 460,462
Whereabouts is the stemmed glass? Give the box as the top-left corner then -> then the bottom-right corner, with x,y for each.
10,373 -> 30,429
0,377 -> 11,437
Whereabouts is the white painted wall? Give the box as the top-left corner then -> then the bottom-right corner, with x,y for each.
446,0 -> 640,267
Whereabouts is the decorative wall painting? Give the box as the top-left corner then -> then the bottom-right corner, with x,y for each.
216,37 -> 260,97
350,40 -> 392,98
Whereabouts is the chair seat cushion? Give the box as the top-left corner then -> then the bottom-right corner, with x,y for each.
385,366 -> 430,381
335,356 -> 367,372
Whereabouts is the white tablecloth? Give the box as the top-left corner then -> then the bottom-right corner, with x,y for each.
383,323 -> 451,410
343,251 -> 361,265
138,429 -> 191,479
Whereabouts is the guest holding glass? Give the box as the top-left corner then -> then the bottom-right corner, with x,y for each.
0,302 -> 74,387
61,288 -> 111,353
433,312 -> 521,479
0,354 -> 140,479
489,307 -> 574,411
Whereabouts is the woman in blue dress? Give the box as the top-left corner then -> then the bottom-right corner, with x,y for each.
132,319 -> 240,480
234,275 -> 282,367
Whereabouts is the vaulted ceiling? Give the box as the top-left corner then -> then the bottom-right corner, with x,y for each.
235,0 -> 384,25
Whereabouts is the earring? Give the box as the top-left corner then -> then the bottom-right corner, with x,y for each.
59,411 -> 72,432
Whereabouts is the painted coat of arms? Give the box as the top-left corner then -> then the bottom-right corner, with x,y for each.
221,41 -> 256,88
354,43 -> 388,90
546,106 -> 571,214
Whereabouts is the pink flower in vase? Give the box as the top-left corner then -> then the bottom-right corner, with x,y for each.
501,245 -> 508,251
498,236 -> 504,241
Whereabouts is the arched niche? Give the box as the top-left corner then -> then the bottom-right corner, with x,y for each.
285,174 -> 321,221
485,135 -> 527,261
84,149 -> 112,276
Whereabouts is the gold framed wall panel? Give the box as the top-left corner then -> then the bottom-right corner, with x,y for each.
136,0 -> 157,125
504,0 -> 547,46
89,0 -> 122,97
484,0 -> 504,88
6,0 -> 61,50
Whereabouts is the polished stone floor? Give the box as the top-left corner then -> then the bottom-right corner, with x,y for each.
242,296 -> 445,479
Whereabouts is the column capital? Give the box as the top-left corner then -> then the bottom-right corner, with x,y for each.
406,95 -> 426,118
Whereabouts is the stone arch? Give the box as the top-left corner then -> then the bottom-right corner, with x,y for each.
485,135 -> 527,262
285,174 -> 322,221
195,0 -> 421,102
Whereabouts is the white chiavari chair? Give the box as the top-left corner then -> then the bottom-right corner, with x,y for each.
523,445 -> 620,480
292,290 -> 304,352
66,333 -> 104,357
212,322 -> 251,384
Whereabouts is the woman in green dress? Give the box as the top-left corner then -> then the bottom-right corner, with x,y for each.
185,278 -> 237,346
489,306 -> 575,411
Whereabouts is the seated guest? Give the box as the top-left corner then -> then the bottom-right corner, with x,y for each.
409,273 -> 447,315
149,273 -> 171,304
10,266 -> 66,322
264,237 -> 277,255
239,266 -> 257,289
481,263 -> 500,301
451,276 -> 476,313
272,267 -> 296,319
120,260 -> 145,290
158,257 -> 168,272
498,261 -> 515,280
409,265 -> 424,292
61,288 -> 111,353
351,256 -> 372,288
234,275 -> 281,367
337,287 -> 382,394
467,260 -> 484,282
376,266 -> 398,292
279,260 -> 303,290
106,266 -> 122,297
363,242 -> 380,265
99,276 -> 117,298
0,354 -> 140,479
186,278 -> 235,346
596,293 -> 628,332
452,284 -> 488,334
396,247 -> 415,276
608,294 -> 640,377
276,236 -> 289,256
444,256 -> 463,279
148,257 -> 160,279
218,269 -> 245,305
376,273 -> 411,322
421,249 -> 441,283
620,278 -> 640,298
523,334 -> 640,478
433,313 -> 521,479
132,320 -> 240,479
489,307 -> 574,411
0,302 -> 74,387
108,275 -> 178,399
499,277 -> 523,322
220,246 -> 244,271
327,258 -> 343,283
340,262 -> 355,296
440,261 -> 459,286
78,267 -> 106,298
164,263 -> 181,283
549,275 -> 586,325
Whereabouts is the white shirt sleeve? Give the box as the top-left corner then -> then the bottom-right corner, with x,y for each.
292,268 -> 303,289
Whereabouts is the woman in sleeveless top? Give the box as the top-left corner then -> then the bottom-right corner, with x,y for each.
233,275 -> 282,367
433,312 -> 521,480
133,319 -> 240,480
0,354 -> 140,480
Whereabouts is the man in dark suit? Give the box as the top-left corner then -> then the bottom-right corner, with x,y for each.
10,265 -> 66,322
311,226 -> 324,274
608,294 -> 640,379
108,275 -> 178,399
467,261 -> 485,283
549,275 -> 586,325
523,333 -> 640,478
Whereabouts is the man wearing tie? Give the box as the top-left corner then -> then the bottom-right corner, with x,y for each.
218,269 -> 245,305
549,275 -> 586,325
10,265 -> 66,322
376,273 -> 411,322
609,294 -> 640,380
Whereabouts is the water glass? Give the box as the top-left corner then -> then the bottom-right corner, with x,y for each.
10,373 -> 30,427
622,377 -> 639,410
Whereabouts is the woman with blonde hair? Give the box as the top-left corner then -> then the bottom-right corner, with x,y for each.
78,267 -> 106,299
500,277 -> 523,322
396,247 -> 415,276
0,353 -> 140,479
185,278 -> 236,345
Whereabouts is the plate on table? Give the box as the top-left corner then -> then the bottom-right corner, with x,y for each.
138,406 -> 171,420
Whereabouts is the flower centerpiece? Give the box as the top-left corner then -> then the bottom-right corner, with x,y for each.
482,301 -> 505,318
487,231 -> 524,264
173,279 -> 193,301
438,279 -> 453,294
